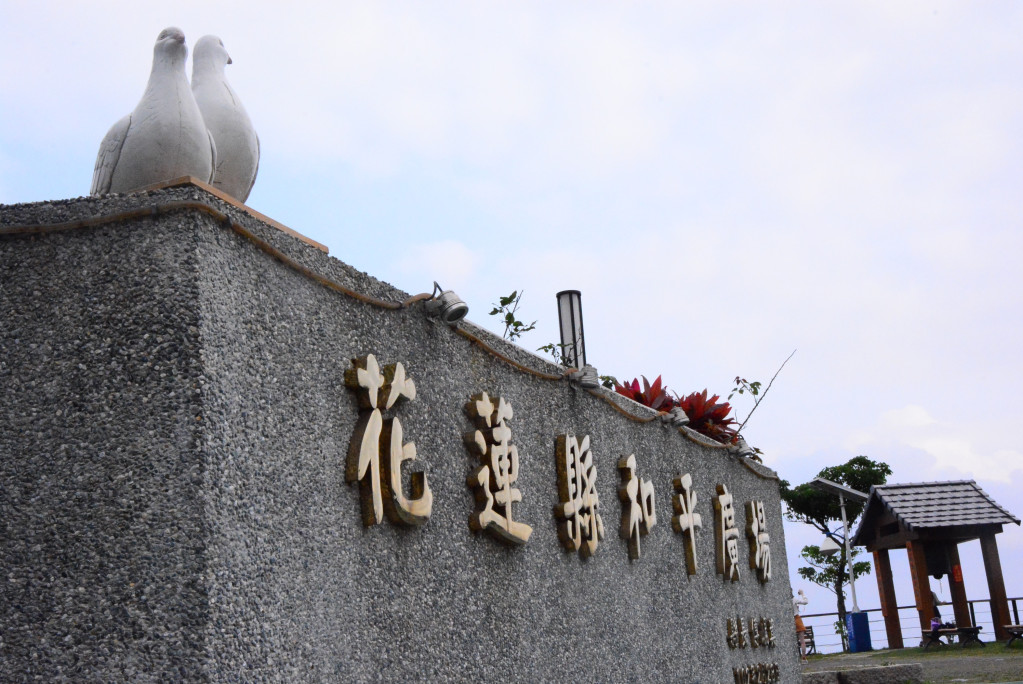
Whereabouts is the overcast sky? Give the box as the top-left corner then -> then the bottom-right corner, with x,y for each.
3,1 -> 1022,642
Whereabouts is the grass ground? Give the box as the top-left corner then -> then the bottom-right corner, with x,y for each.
803,641 -> 1023,683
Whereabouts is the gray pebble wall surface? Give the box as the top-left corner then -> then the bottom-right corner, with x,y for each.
1,187 -> 800,682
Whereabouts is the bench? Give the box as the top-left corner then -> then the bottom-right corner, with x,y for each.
922,628 -> 957,649
956,626 -> 984,647
1005,624 -> 1023,647
923,626 -> 984,649
803,625 -> 817,655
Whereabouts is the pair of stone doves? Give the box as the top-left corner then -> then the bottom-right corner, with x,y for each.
91,27 -> 259,203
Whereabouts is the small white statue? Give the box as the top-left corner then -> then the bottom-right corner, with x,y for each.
793,589 -> 809,663
92,28 -> 216,195
192,35 -> 260,203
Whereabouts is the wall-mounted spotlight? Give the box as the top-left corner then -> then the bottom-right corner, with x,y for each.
424,281 -> 469,324
661,406 -> 691,427
730,435 -> 756,459
556,289 -> 599,389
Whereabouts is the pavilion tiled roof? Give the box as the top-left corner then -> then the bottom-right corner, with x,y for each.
852,480 -> 1020,545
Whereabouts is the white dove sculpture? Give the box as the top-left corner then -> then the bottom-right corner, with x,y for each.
91,27 -> 216,196
192,35 -> 259,203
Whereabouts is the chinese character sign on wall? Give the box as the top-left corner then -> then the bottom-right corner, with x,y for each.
714,484 -> 741,581
671,473 -> 702,575
463,392 -> 532,545
617,454 -> 657,560
554,434 -> 604,558
340,355 -> 777,593
345,354 -> 432,527
726,616 -> 775,651
745,500 -> 771,583
726,616 -> 746,649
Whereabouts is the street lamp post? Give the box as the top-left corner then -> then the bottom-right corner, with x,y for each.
808,477 -> 870,652
555,290 -> 599,388
837,491 -> 858,612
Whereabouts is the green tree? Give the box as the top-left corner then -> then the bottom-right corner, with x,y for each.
780,456 -> 892,632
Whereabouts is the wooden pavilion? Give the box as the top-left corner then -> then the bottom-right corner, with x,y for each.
850,480 -> 1020,646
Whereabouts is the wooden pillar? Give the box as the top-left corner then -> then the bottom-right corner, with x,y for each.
906,540 -> 933,633
873,548 -> 904,648
946,544 -> 971,628
980,531 -> 1011,640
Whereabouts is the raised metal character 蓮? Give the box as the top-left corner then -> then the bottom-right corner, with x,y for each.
464,392 -> 532,545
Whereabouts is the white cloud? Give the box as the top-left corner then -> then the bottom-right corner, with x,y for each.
842,404 -> 1022,484
881,405 -> 938,430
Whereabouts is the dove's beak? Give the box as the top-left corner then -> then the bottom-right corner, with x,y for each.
227,55 -> 233,65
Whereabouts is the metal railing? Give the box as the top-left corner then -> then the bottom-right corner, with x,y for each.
800,597 -> 1022,654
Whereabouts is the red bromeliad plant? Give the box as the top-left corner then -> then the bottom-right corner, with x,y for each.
613,377 -> 741,445
613,375 -> 675,413
677,390 -> 738,444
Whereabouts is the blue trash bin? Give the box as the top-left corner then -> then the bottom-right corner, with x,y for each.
846,611 -> 873,653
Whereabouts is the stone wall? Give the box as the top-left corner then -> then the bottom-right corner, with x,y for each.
1,185 -> 800,682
